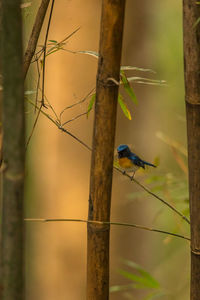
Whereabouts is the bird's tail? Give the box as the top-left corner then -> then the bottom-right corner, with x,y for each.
143,160 -> 156,168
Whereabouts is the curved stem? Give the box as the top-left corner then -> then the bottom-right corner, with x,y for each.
24,218 -> 190,241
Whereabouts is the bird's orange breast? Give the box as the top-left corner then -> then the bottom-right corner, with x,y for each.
118,157 -> 133,169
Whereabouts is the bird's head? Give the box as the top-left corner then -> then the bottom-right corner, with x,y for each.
117,144 -> 131,158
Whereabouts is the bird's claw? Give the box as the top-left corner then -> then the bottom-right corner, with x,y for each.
131,173 -> 135,181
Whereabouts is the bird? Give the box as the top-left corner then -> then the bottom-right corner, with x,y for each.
117,144 -> 156,179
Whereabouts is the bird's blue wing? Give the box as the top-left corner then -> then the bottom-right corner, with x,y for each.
129,154 -> 145,168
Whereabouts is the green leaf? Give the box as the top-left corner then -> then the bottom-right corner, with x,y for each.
193,17 -> 200,28
47,46 -> 58,53
122,260 -> 160,289
49,39 -> 58,43
143,291 -> 167,300
87,94 -> 96,117
46,47 -> 60,56
119,269 -> 159,289
118,94 -> 132,120
120,71 -> 138,104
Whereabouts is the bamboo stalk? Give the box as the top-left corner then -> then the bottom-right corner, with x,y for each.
183,1 -> 200,299
1,0 -> 25,298
23,0 -> 51,78
87,1 -> 126,299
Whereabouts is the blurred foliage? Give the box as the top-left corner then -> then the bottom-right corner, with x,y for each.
127,132 -> 189,218
114,133 -> 189,299
110,260 -> 168,300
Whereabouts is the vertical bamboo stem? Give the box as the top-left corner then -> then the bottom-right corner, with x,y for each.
183,1 -> 200,299
1,0 -> 25,298
87,1 -> 126,299
23,0 -> 51,78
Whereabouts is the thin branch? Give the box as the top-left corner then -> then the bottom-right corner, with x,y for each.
38,86 -> 60,121
59,87 -> 95,121
26,103 -> 42,149
25,59 -> 43,148
33,28 -> 79,63
26,99 -> 190,225
27,99 -> 59,125
58,126 -> 92,151
58,27 -> 81,45
31,47 -> 44,64
133,176 -> 190,224
115,166 -> 190,225
45,27 -> 81,57
30,27 -> 80,64
24,218 -> 190,241
62,111 -> 88,126
24,0 -> 51,78
27,99 -> 92,151
41,0 -> 55,106
34,58 -> 41,112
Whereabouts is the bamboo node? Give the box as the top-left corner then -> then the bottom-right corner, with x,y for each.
5,171 -> 24,181
97,78 -> 118,87
185,96 -> 200,105
106,77 -> 120,85
88,220 -> 110,232
191,247 -> 200,255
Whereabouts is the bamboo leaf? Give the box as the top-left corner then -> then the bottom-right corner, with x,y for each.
118,94 -> 132,120
49,39 -> 58,43
143,291 -> 167,300
119,269 -> 159,289
87,94 -> 96,117
121,66 -> 155,73
193,17 -> 200,28
127,76 -> 166,86
46,48 -> 61,56
77,50 -> 99,58
122,260 -> 160,289
120,71 -> 138,104
47,46 -> 57,53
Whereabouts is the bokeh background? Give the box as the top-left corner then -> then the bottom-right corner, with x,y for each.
24,0 -> 190,299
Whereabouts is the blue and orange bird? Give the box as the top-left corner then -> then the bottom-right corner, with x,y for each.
117,144 -> 156,179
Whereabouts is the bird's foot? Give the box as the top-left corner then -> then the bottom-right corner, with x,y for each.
131,173 -> 135,181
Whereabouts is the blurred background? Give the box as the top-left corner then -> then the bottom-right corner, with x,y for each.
24,0 -> 190,299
